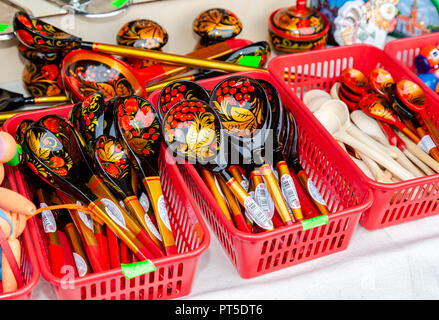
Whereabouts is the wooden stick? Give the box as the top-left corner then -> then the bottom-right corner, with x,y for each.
396,131 -> 439,173
402,149 -> 435,176
390,146 -> 425,178
359,153 -> 393,183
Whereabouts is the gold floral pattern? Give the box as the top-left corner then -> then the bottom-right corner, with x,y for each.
193,8 -> 242,41
14,12 -> 80,51
117,19 -> 168,50
23,61 -> 63,97
25,128 -> 73,178
65,60 -> 135,100
163,100 -> 220,162
116,96 -> 161,158
95,135 -> 130,180
210,77 -> 267,137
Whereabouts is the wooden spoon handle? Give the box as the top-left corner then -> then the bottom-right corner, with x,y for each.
88,201 -> 149,261
63,221 -> 91,277
337,131 -> 416,181
424,117 -> 439,148
56,191 -> 108,272
396,131 -> 439,173
349,155 -> 375,179
347,125 -> 398,159
260,163 -> 296,224
401,126 -> 421,144
88,176 -> 164,257
90,42 -> 268,74
199,168 -> 232,221
289,161 -> 329,215
378,121 -> 398,146
142,176 -> 178,256
358,152 -> 392,183
390,146 -> 425,178
124,197 -> 164,251
415,126 -> 439,162
402,149 -> 434,176
216,175 -> 252,232
221,172 -> 274,231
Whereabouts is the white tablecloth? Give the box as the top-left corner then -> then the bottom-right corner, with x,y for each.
29,212 -> 439,300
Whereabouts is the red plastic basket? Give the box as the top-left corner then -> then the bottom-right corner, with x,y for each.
0,167 -> 40,300
2,105 -> 210,300
269,44 -> 439,230
148,71 -> 373,279
384,33 -> 439,74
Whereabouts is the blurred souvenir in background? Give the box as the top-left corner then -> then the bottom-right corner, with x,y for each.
267,0 -> 330,54
193,8 -> 243,49
116,19 -> 169,69
391,0 -> 439,37
332,0 -> 399,48
316,0 -> 351,45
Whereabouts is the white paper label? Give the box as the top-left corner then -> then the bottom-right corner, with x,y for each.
157,195 -> 172,232
243,196 -> 273,230
255,183 -> 275,219
418,135 -> 436,154
76,201 -> 94,232
240,178 -> 249,192
307,180 -> 327,206
72,252 -> 88,277
280,174 -> 301,209
244,191 -> 255,224
144,213 -> 163,241
139,193 -> 162,240
40,203 -> 57,233
101,198 -> 127,230
139,193 -> 150,212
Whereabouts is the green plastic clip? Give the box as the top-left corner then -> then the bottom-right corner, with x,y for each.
110,0 -> 130,8
237,55 -> 262,68
121,260 -> 156,279
300,214 -> 329,231
0,24 -> 9,32
5,144 -> 22,167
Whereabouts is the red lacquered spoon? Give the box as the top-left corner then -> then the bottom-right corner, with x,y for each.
369,68 -> 395,98
340,68 -> 369,96
396,80 -> 439,148
359,93 -> 420,144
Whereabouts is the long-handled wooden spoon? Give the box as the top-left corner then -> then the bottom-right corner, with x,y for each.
23,115 -> 159,260
115,96 -> 178,255
14,12 -> 267,75
209,76 -> 292,225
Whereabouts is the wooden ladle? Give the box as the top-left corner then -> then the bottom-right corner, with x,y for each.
14,12 -> 266,75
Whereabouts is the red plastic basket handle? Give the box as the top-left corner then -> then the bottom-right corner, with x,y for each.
0,228 -> 24,289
